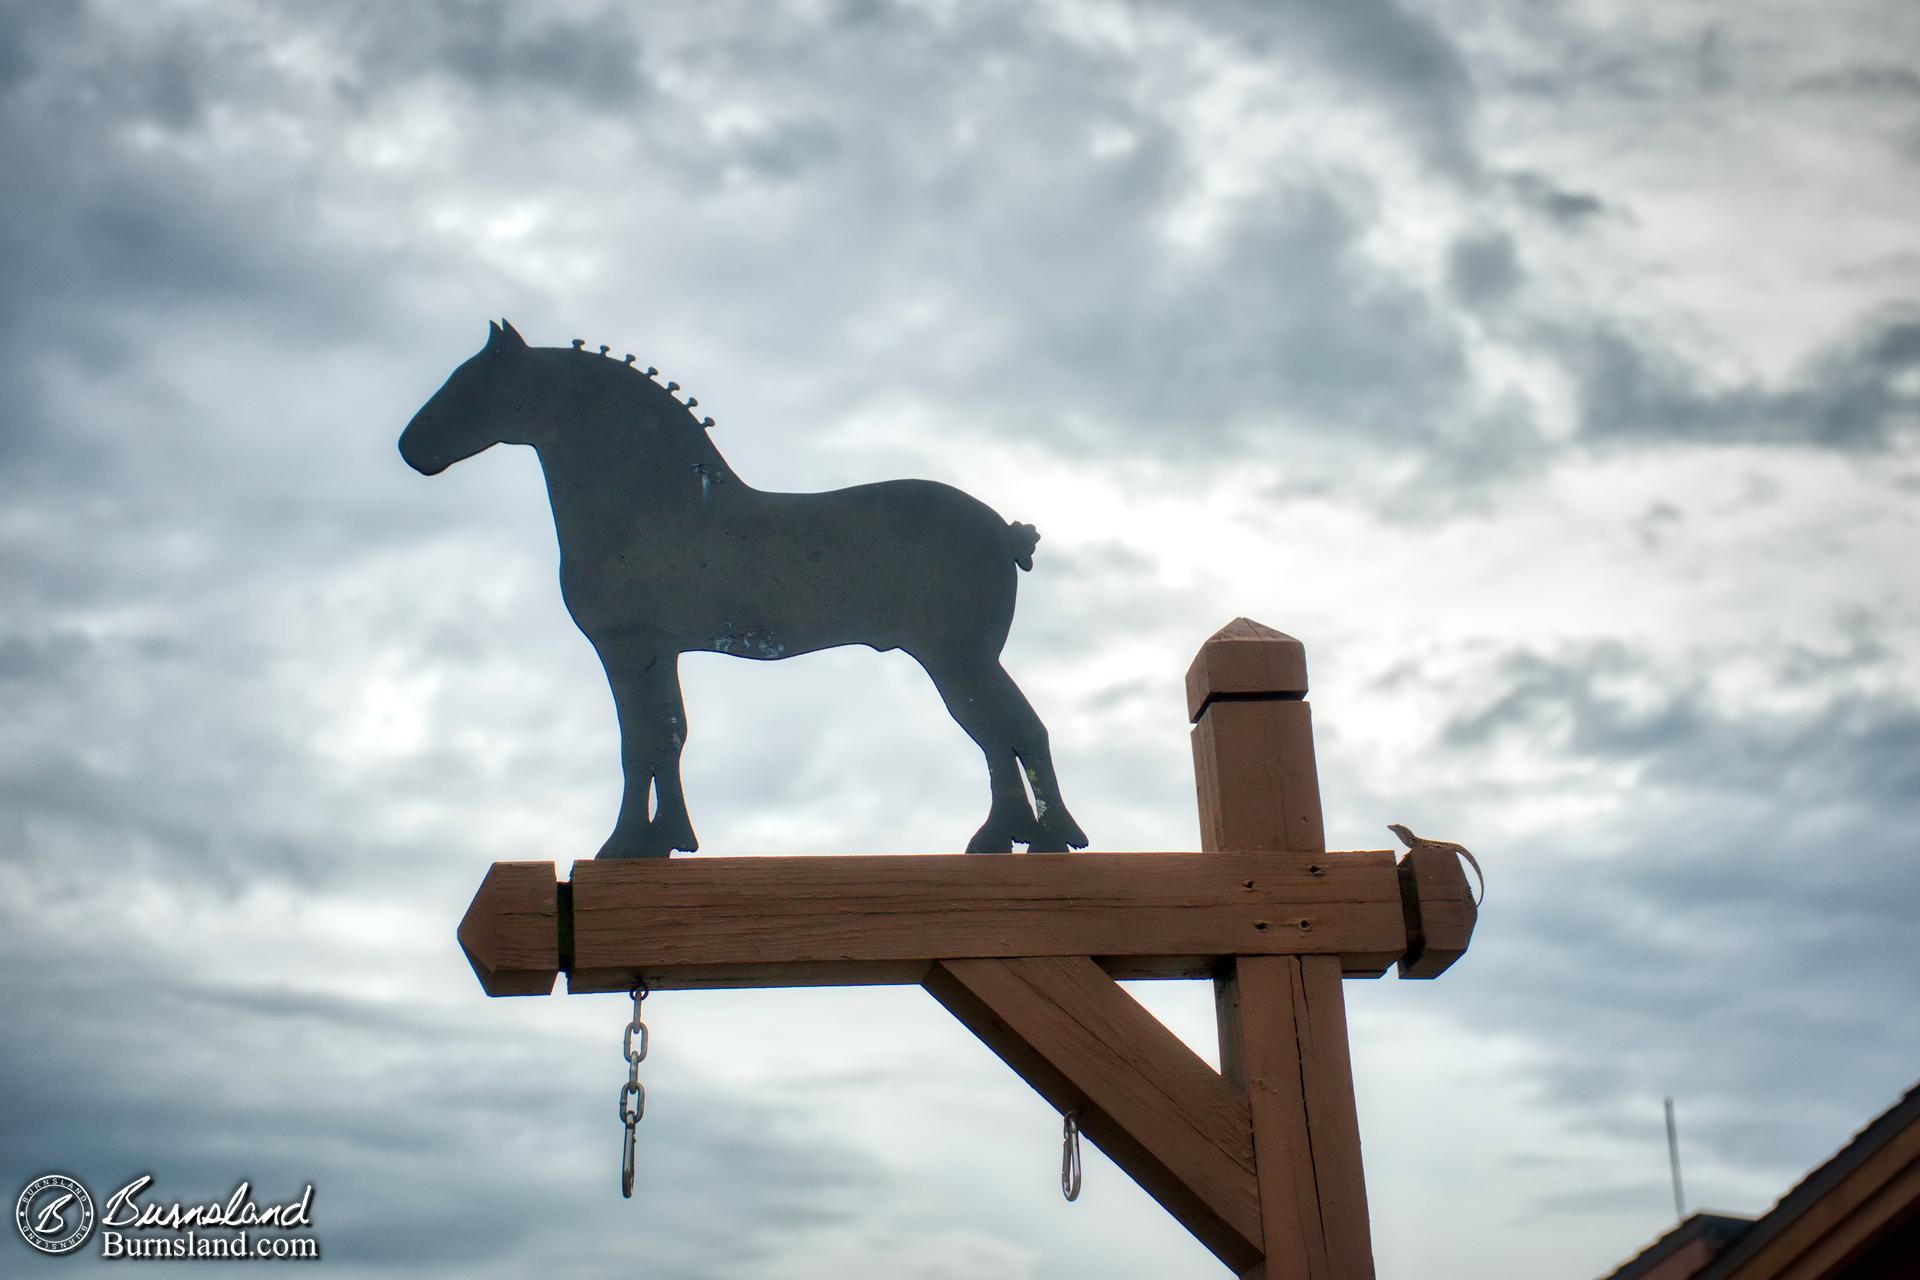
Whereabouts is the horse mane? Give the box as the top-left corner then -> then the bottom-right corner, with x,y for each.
566,338 -> 718,432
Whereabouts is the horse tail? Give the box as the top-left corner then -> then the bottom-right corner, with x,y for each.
1005,520 -> 1040,572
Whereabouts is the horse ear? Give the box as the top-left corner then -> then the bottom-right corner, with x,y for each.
499,318 -> 527,348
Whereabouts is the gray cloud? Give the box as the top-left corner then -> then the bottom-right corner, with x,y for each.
0,939 -> 881,1277
1413,636 -> 1920,1177
1630,499 -> 1682,549
1195,0 -> 1479,175
1779,611 -> 1890,685
1446,230 -> 1523,309
1500,169 -> 1612,227
1496,32 -> 1659,102
1442,640 -> 1920,807
1693,25 -> 1731,96
328,0 -> 650,110
1794,64 -> 1920,98
1546,308 -> 1920,451
0,0 -> 1515,501
1005,185 -> 1474,452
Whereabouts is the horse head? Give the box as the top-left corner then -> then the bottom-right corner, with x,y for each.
399,319 -> 546,475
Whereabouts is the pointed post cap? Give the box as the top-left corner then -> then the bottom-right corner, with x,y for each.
1184,618 -> 1308,723
458,861 -> 561,996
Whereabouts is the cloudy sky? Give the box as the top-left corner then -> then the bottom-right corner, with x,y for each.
3,0 -> 1917,1276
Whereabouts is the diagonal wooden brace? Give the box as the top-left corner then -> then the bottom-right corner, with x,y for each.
925,955 -> 1264,1272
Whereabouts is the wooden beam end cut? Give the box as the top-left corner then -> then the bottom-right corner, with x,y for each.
1395,847 -> 1477,979
459,861 -> 562,996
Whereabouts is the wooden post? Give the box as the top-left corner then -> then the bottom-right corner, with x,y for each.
1191,619 -> 1375,1280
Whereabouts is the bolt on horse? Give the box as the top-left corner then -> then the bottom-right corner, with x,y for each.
399,320 -> 1088,856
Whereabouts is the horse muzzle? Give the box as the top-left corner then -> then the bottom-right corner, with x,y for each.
398,415 -> 452,475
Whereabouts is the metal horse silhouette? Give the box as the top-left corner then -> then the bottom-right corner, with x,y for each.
399,320 -> 1088,857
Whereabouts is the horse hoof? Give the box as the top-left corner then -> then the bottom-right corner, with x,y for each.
966,826 -> 1016,854
1039,810 -> 1089,850
594,841 -> 672,860
649,818 -> 699,854
595,819 -> 697,858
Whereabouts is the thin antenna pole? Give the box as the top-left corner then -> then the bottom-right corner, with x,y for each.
1665,1096 -> 1686,1220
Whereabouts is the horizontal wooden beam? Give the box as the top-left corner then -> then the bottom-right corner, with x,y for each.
456,850 -> 1418,996
568,851 -> 1405,993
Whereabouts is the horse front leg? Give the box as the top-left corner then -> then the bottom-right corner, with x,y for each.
594,639 -> 698,858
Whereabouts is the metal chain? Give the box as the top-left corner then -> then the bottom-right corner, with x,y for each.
1061,1108 -> 1083,1202
618,982 -> 649,1198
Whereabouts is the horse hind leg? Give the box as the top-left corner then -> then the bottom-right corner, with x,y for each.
920,658 -> 1042,853
996,668 -> 1088,852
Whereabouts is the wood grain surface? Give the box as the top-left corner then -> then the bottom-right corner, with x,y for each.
562,849 -> 1406,993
